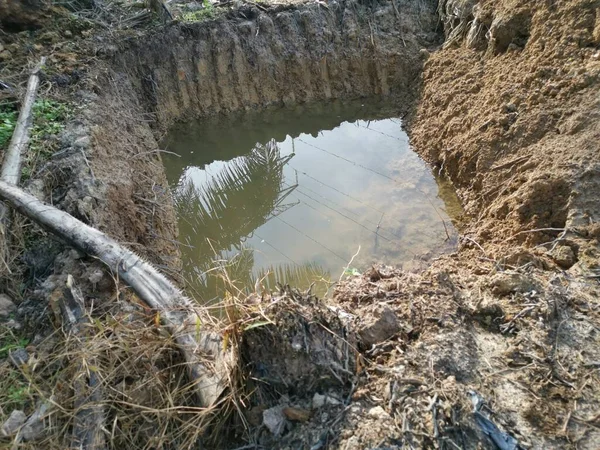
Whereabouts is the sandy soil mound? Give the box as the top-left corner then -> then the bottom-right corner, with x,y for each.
412,0 -> 600,253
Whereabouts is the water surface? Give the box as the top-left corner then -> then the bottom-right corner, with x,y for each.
162,100 -> 462,302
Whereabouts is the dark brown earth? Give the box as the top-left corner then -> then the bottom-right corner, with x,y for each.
0,0 -> 599,449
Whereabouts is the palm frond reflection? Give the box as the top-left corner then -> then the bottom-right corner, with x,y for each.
174,140 -> 319,301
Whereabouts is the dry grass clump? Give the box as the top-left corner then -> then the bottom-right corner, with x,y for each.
0,284 -> 251,449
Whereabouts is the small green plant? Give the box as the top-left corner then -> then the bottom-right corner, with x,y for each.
7,383 -> 29,403
0,335 -> 29,359
0,370 -> 31,411
0,330 -> 32,410
0,103 -> 18,150
181,0 -> 216,21
21,99 -> 72,180
30,99 -> 71,152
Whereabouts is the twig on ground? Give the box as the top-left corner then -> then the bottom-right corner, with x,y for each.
60,275 -> 106,450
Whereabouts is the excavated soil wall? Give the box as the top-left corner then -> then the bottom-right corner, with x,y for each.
111,0 -> 440,130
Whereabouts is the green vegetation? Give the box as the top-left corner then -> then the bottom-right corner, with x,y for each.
0,98 -> 71,180
0,370 -> 30,410
0,103 -> 18,150
181,1 -> 216,21
0,336 -> 29,359
0,331 -> 31,411
30,99 -> 71,155
23,99 -> 72,180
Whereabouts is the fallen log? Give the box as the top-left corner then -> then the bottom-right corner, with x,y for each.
0,57 -> 45,274
0,180 -> 233,408
0,57 -> 45,188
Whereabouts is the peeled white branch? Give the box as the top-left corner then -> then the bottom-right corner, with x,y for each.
0,57 -> 46,186
0,180 -> 233,408
0,57 -> 46,270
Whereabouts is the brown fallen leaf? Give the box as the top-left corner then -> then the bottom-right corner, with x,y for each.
282,407 -> 311,422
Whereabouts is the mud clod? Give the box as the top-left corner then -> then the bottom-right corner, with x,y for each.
358,306 -> 402,348
488,272 -> 537,296
1,410 -> 26,437
550,244 -> 577,269
0,294 -> 16,319
426,331 -> 478,382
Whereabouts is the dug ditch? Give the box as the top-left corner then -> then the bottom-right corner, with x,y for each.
5,0 -> 599,448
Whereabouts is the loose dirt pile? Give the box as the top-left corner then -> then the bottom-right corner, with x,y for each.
0,0 -> 599,449
332,0 -> 600,448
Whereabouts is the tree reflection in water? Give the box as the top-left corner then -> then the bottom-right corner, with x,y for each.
174,139 -> 331,303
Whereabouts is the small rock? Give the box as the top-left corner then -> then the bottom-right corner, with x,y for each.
88,269 -> 105,285
51,73 -> 71,87
1,410 -> 27,436
282,406 -> 311,422
367,406 -> 390,420
473,299 -> 504,330
9,348 -> 30,368
39,31 -> 59,44
4,319 -> 22,331
263,405 -> 287,436
244,405 -> 266,427
489,273 -> 536,296
21,400 -> 53,441
550,245 -> 576,269
312,393 -> 326,409
63,30 -> 73,38
184,1 -> 203,11
312,392 -> 342,409
419,48 -> 430,60
0,293 -> 17,319
326,395 -> 342,406
0,50 -> 11,62
359,307 -> 401,348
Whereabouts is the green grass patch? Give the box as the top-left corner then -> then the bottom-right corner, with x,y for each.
0,337 -> 29,359
181,1 -> 216,21
30,99 -> 72,154
0,370 -> 31,411
0,330 -> 32,412
0,98 -> 72,181
22,99 -> 73,181
0,102 -> 18,150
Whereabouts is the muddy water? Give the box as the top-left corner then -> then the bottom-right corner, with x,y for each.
162,99 -> 462,302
